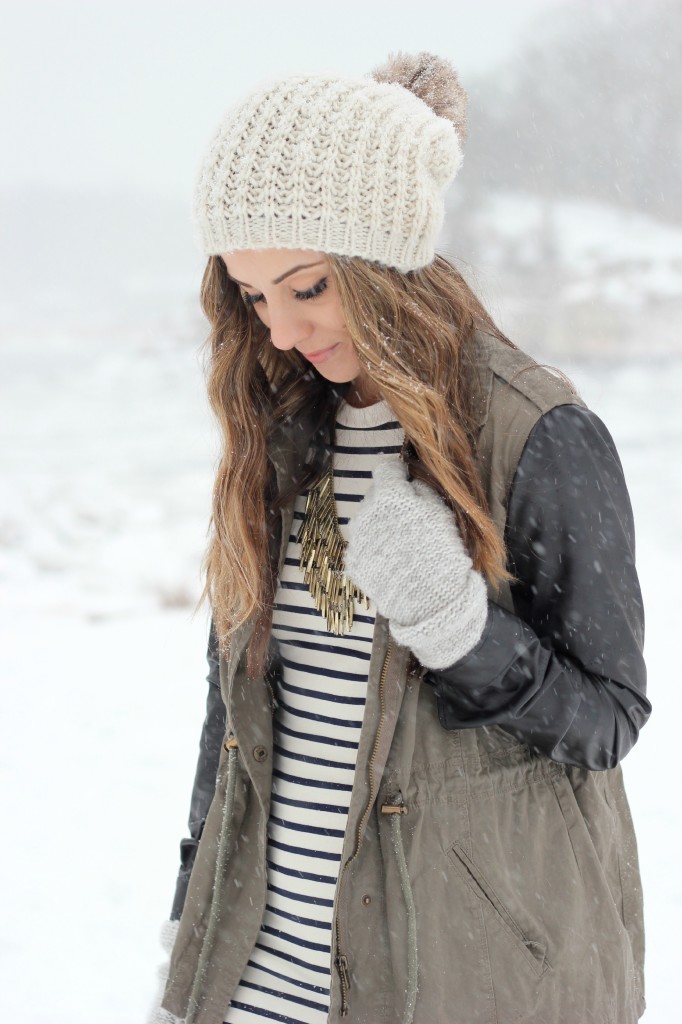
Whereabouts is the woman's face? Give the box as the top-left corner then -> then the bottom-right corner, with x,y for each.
221,248 -> 378,402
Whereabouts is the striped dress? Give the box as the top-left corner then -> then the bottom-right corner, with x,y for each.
224,396 -> 404,1024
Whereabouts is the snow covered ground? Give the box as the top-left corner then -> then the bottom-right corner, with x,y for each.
444,190 -> 682,359
1,283 -> 680,1022
474,191 -> 682,310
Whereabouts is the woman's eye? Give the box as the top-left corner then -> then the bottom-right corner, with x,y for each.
242,277 -> 327,307
295,277 -> 328,301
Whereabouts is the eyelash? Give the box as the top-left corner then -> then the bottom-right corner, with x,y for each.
243,277 -> 328,307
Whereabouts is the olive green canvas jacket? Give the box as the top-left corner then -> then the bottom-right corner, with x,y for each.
157,332 -> 646,1024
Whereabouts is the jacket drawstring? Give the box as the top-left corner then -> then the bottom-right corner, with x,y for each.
186,736 -> 239,1024
381,796 -> 418,1024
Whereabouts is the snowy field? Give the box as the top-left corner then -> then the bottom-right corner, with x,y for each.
1,287 -> 680,1023
445,190 -> 682,360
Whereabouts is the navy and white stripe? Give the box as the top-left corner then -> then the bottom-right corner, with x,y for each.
225,398 -> 404,1024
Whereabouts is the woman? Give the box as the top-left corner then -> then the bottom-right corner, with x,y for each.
150,52 -> 650,1024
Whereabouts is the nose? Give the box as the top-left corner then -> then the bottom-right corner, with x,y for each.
268,306 -> 313,351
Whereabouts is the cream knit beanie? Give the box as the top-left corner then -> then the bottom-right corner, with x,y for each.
192,52 -> 468,272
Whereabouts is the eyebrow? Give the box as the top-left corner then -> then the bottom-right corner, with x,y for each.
227,260 -> 326,288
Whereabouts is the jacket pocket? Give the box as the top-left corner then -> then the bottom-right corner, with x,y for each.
447,841 -> 551,979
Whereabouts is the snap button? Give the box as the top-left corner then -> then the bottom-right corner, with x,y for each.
253,745 -> 268,763
361,894 -> 372,906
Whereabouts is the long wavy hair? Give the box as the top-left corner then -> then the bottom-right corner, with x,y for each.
196,252 -> 515,680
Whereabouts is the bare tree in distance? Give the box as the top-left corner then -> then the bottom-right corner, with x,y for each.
461,0 -> 681,222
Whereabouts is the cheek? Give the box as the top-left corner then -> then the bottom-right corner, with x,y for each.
338,342 -> 362,371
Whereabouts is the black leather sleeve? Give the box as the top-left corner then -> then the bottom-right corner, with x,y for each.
170,618 -> 226,920
423,404 -> 651,770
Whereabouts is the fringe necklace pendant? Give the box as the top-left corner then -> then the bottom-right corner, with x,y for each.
296,458 -> 369,636
296,436 -> 411,637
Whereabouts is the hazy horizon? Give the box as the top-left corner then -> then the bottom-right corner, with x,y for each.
2,0 -> 570,202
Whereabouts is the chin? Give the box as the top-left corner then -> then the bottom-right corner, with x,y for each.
315,372 -> 355,387
311,366 -> 358,385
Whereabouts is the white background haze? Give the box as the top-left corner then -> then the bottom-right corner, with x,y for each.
1,2 -> 680,1021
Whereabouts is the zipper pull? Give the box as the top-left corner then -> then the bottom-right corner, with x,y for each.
381,799 -> 408,815
335,953 -> 351,1016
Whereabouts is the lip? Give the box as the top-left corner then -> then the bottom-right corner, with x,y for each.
301,343 -> 340,364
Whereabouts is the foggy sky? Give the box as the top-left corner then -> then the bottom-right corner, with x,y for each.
1,0 -> 569,202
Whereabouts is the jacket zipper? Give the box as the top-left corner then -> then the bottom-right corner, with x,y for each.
334,635 -> 393,1016
264,673 -> 278,714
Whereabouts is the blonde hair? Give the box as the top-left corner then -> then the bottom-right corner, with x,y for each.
196,252 -> 514,679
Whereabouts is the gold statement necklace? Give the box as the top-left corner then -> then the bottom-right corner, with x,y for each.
296,429 -> 410,637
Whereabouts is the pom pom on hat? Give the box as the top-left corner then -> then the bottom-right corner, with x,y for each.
370,50 -> 469,143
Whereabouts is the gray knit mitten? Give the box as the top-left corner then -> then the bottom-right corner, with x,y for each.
345,459 -> 488,670
146,920 -> 182,1024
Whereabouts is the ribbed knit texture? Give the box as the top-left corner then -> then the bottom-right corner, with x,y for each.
344,459 -> 489,670
146,922 -> 181,1024
192,73 -> 463,271
224,398 -> 403,1024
